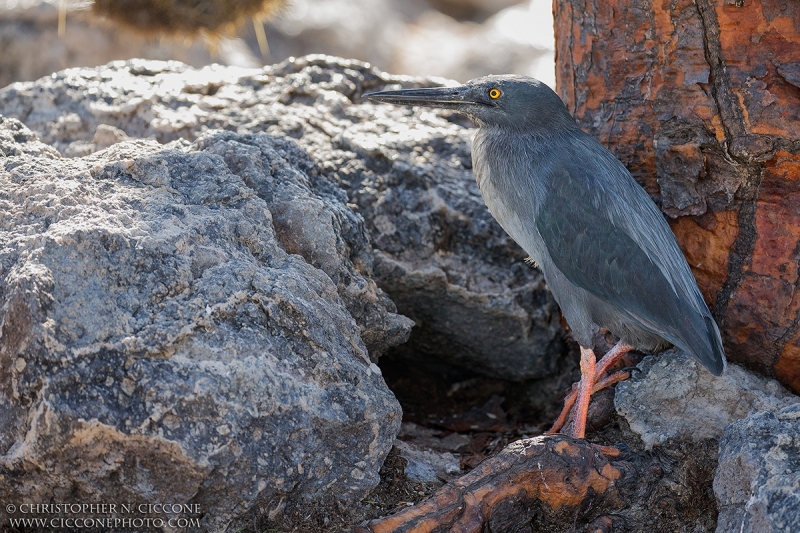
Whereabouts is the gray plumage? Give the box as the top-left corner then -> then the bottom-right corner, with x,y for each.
367,75 -> 726,376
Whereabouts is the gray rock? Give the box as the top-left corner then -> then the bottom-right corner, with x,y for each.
398,421 -> 471,453
393,440 -> 462,484
714,404 -> 800,533
615,349 -> 800,449
197,130 -> 414,359
0,118 -> 402,532
0,115 -> 60,158
0,56 -> 566,381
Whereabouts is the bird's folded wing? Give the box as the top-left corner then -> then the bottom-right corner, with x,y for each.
534,164 -> 723,374
566,134 -> 710,317
536,171 -> 685,333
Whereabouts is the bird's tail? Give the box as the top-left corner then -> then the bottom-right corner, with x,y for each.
702,315 -> 726,376
674,313 -> 726,376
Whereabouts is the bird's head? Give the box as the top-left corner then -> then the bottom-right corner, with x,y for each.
365,75 -> 576,133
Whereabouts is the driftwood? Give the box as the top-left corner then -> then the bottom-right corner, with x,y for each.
356,435 -> 627,533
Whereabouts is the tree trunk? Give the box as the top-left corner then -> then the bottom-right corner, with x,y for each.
554,0 -> 800,393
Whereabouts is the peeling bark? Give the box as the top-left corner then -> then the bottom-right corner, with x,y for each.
357,436 -> 626,533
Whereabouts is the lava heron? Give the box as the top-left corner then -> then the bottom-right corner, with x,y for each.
366,76 -> 726,438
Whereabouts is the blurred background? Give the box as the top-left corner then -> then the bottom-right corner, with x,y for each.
0,0 -> 555,89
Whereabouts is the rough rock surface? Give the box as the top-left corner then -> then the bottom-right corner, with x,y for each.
554,0 -> 800,393
615,349 -> 800,449
0,117 -> 403,532
199,130 -> 414,359
0,55 -> 566,381
393,440 -> 462,484
714,403 -> 800,533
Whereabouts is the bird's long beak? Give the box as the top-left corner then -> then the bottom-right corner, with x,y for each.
365,85 -> 475,109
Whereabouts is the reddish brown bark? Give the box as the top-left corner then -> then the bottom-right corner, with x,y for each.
357,436 -> 625,533
554,0 -> 800,392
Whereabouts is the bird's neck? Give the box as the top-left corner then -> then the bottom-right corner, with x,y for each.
472,126 -> 571,196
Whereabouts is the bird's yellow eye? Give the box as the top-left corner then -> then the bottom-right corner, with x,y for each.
488,88 -> 502,99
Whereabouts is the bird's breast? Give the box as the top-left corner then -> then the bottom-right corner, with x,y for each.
474,164 -> 547,266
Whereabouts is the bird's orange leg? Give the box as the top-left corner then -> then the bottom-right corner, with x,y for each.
571,346 -> 596,439
592,369 -> 631,391
593,341 -> 634,378
546,342 -> 633,437
546,385 -> 578,435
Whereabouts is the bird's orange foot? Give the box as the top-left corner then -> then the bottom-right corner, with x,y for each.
546,341 -> 633,438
